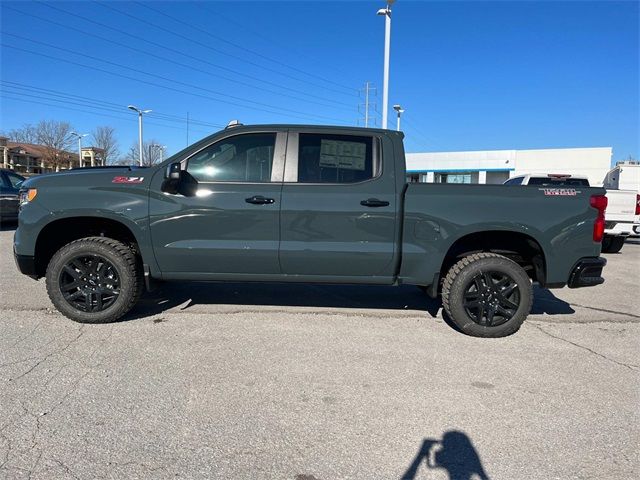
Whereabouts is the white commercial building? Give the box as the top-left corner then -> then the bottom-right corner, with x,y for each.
406,147 -> 613,186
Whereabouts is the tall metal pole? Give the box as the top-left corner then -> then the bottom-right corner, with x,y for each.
77,136 -> 82,167
365,81 -> 370,128
128,105 -> 151,166
137,111 -> 144,166
379,3 -> 392,130
186,111 -> 190,146
394,105 -> 404,131
70,132 -> 87,168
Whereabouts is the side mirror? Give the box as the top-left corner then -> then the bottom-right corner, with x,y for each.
166,162 -> 181,180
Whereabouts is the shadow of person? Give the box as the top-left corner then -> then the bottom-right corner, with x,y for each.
402,430 -> 490,480
530,287 -> 575,315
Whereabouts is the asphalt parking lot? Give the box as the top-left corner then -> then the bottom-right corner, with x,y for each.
1,226 -> 638,480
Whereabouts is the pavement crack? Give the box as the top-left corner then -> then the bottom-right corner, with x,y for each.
12,326 -> 85,382
569,303 -> 640,320
7,320 -> 44,349
53,459 -> 81,480
532,323 -> 639,371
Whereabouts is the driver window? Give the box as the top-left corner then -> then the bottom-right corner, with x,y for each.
186,133 -> 276,182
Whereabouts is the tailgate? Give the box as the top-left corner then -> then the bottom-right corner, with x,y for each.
605,189 -> 637,222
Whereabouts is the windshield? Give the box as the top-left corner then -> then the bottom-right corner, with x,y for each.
527,177 -> 590,187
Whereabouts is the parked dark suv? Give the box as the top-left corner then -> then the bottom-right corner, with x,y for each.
0,169 -> 25,223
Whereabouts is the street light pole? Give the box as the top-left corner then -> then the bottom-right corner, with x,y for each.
128,105 -> 152,166
70,132 -> 88,168
377,0 -> 395,129
151,144 -> 167,162
393,104 -> 404,131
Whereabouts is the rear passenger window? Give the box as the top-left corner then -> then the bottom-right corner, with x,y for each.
297,134 -> 375,183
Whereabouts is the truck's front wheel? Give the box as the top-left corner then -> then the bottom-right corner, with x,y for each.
441,253 -> 533,337
45,237 -> 143,324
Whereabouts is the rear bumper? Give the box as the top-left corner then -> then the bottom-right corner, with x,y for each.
14,250 -> 38,279
605,221 -> 634,236
568,257 -> 606,288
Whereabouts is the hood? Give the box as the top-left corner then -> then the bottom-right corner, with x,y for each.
21,166 -> 153,189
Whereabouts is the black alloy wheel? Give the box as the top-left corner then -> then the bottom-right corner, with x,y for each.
441,252 -> 533,337
462,271 -> 520,327
59,254 -> 121,312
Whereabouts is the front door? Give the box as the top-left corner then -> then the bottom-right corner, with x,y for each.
149,131 -> 286,276
279,130 -> 399,279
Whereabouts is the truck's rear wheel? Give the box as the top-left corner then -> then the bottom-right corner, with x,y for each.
45,237 -> 142,323
441,253 -> 533,338
601,236 -> 625,253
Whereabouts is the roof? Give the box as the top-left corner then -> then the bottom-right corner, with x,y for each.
222,123 -> 401,136
5,141 -> 77,160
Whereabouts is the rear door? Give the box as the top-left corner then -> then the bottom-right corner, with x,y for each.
149,130 -> 286,276
278,129 -> 399,280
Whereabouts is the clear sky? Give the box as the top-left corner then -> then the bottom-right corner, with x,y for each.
1,0 -> 638,162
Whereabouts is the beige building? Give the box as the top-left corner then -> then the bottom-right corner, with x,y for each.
0,137 -> 104,174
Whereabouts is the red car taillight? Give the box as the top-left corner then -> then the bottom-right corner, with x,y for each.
635,194 -> 640,216
590,194 -> 608,242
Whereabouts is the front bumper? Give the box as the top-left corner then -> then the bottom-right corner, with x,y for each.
568,257 -> 606,288
14,249 -> 38,279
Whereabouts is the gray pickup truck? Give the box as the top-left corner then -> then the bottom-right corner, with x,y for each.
14,124 -> 608,337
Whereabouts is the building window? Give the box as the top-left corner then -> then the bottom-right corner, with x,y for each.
435,172 -> 472,184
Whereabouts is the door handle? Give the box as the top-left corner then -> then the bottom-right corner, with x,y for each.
360,198 -> 390,207
245,195 -> 275,205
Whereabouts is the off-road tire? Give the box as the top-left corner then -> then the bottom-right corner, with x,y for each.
46,237 -> 143,323
441,253 -> 533,338
601,236 -> 625,254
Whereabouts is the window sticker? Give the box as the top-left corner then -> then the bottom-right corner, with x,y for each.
319,140 -> 366,171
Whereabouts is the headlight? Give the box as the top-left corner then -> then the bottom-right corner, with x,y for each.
19,188 -> 38,206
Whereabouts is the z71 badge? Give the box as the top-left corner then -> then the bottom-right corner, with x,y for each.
540,188 -> 579,196
112,176 -> 145,184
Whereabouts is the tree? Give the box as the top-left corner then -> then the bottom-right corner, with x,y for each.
92,126 -> 120,165
3,124 -> 38,143
123,139 -> 164,166
35,120 -> 74,170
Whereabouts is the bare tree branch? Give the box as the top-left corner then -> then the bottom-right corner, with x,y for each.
92,126 -> 120,165
35,120 -> 74,170
3,124 -> 38,143
123,139 -> 164,166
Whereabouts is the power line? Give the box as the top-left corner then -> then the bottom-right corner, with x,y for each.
198,4 -> 356,89
1,37 -> 350,124
401,115 -> 445,151
6,4 -> 354,111
137,1 -> 358,95
3,3 -> 353,112
1,81 -> 224,129
0,95 -> 212,136
27,1 -> 356,108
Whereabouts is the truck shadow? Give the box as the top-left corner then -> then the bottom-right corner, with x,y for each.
402,430 -> 490,480
531,287 -> 575,315
130,282 -> 442,320
127,282 -> 576,323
